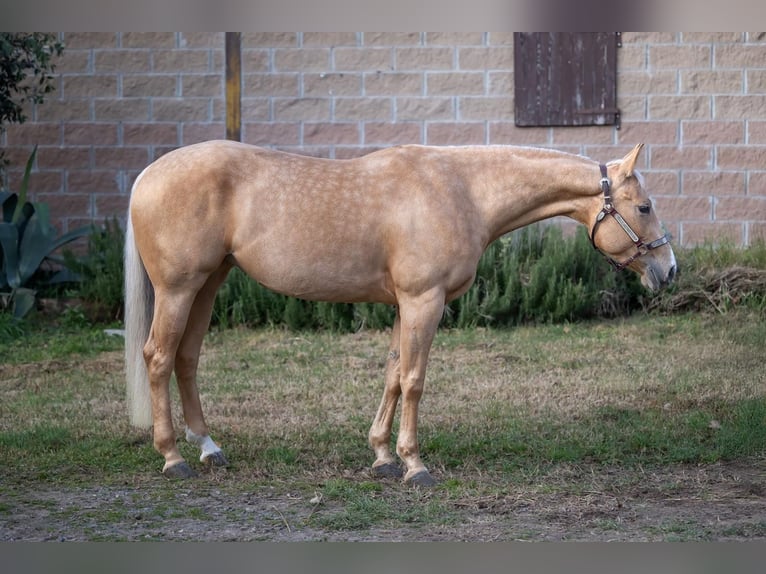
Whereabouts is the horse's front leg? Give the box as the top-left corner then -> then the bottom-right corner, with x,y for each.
369,309 -> 403,479
395,289 -> 445,487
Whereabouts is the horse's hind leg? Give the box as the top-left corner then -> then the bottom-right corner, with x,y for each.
175,263 -> 232,469
144,287 -> 199,478
369,309 -> 404,478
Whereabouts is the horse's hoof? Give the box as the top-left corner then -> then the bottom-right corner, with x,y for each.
371,461 -> 404,479
163,461 -> 198,479
202,451 -> 229,467
405,469 -> 437,487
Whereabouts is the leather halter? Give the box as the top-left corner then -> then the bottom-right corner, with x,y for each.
590,164 -> 670,271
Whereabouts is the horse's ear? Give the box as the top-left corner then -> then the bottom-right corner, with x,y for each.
619,143 -> 644,178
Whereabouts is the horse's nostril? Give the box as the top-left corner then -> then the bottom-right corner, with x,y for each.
667,265 -> 677,283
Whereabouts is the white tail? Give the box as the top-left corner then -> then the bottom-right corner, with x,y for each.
124,209 -> 154,429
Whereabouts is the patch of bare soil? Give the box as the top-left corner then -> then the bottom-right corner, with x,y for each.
2,461 -> 765,541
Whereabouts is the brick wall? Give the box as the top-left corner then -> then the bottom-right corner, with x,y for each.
2,31 -> 766,246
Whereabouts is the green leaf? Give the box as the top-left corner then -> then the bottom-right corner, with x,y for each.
12,145 -> 37,224
11,287 -> 36,319
0,221 -> 21,289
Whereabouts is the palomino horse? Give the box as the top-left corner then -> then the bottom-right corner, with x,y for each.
125,141 -> 676,485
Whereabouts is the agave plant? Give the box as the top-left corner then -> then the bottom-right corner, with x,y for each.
0,146 -> 92,318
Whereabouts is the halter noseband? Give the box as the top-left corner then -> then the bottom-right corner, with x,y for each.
589,163 -> 670,271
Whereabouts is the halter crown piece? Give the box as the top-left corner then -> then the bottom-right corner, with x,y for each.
589,164 -> 670,271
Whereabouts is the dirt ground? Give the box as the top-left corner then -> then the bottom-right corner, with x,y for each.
3,459 -> 765,542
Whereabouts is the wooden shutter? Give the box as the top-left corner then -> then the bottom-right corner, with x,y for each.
514,33 -> 620,128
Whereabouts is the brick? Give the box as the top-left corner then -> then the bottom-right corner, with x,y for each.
333,48 -> 392,72
750,172 -> 766,195
396,97 -> 453,121
364,72 -> 423,96
334,97 -> 392,121
715,95 -> 766,120
182,74 -> 223,97
241,49 -> 270,73
682,121 -> 744,145
36,146 -> 91,170
716,196 -> 766,220
181,123 -> 225,145
643,171 -> 680,195
122,123 -> 179,145
488,123 -> 550,145
123,75 -> 178,97
52,50 -> 91,73
61,32 -> 117,49
426,72 -> 485,96
94,50 -> 152,73
362,33 -> 421,46
4,123 -> 62,145
274,48 -> 330,71
241,98 -> 270,121
152,99 -> 212,122
303,73 -> 361,97
586,146 -> 647,166
617,121 -> 678,145
649,95 -> 711,120
62,74 -> 118,97
682,171 -> 745,196
152,50 -> 212,73
617,45 -> 647,71
179,33 -> 224,48
654,196 -> 712,220
68,170 -> 121,194
273,98 -> 331,121
63,123 -> 118,146
681,70 -> 743,94
395,47 -> 454,71
94,98 -> 150,121
617,95 -> 648,120
487,32 -> 515,45
488,71 -> 513,95
459,97 -> 514,121
458,47 -> 513,70
6,171 -> 63,194
303,122 -> 359,145
682,32 -> 745,43
717,146 -> 766,169
242,33 -> 298,47
37,192 -> 91,216
715,44 -> 766,68
93,146 -> 150,170
94,194 -> 130,218
242,122 -> 301,146
426,122 -> 485,145
749,222 -> 766,243
618,71 -> 677,95
244,73 -> 299,97
682,222 -> 744,245
364,122 -> 422,145
649,146 -> 712,169
621,32 -> 678,44
553,126 -> 615,145
426,33 -> 485,45
650,45 -> 712,69
747,70 -> 766,94
121,32 -> 177,49
303,32 -> 358,46
36,100 -> 91,122
748,33 -> 766,42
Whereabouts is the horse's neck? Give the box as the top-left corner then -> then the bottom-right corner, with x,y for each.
464,147 -> 602,244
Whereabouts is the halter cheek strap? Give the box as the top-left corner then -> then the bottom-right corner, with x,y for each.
590,164 -> 670,271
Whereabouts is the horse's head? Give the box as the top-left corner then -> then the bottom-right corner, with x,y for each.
589,143 -> 677,291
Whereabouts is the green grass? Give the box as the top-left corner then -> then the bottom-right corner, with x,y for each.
1,310 -> 764,540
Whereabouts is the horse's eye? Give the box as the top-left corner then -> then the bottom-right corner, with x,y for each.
638,204 -> 651,215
